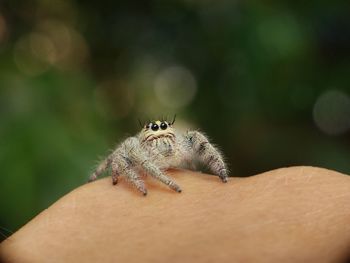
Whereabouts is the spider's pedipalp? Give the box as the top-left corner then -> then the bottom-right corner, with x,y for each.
185,131 -> 229,183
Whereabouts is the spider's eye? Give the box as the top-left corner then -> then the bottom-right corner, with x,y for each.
151,123 -> 159,131
160,122 -> 167,130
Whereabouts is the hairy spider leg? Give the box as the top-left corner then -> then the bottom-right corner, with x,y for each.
111,152 -> 147,195
89,158 -> 110,182
185,131 -> 228,183
110,160 -> 120,185
127,138 -> 182,193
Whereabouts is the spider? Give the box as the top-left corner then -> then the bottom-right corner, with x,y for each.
88,117 -> 229,195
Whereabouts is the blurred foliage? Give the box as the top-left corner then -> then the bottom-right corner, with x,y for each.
1,0 -> 350,236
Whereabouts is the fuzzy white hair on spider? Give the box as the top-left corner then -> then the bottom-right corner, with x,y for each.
89,116 -> 229,195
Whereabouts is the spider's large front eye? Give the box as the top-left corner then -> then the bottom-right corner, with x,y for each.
151,123 -> 159,131
160,122 -> 167,130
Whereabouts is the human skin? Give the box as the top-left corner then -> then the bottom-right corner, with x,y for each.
0,166 -> 350,263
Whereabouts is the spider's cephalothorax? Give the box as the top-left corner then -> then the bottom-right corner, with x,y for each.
89,118 -> 229,195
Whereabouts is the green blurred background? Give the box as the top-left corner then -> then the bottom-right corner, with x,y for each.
1,0 -> 350,238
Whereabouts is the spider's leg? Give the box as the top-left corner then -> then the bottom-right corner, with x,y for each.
128,145 -> 182,193
185,131 -> 229,183
140,160 -> 182,193
89,157 -> 110,182
102,137 -> 147,195
123,167 -> 147,195
121,137 -> 181,193
110,161 -> 120,185
111,154 -> 147,195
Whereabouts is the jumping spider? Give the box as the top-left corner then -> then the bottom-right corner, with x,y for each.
89,117 -> 229,195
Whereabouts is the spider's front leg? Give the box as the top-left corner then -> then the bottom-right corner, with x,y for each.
127,139 -> 182,193
139,159 -> 182,193
185,131 -> 229,183
110,152 -> 147,195
102,137 -> 149,195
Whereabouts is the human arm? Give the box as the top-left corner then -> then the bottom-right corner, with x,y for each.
1,166 -> 350,263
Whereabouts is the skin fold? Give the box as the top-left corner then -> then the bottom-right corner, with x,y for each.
1,166 -> 350,263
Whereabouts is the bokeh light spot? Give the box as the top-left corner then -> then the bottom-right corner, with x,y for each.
154,66 -> 197,109
313,90 -> 350,135
13,33 -> 56,76
13,20 -> 89,75
37,20 -> 89,70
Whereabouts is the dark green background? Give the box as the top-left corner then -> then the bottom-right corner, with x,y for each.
1,1 -> 350,238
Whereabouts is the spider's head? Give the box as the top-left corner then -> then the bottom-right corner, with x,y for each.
140,119 -> 175,142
